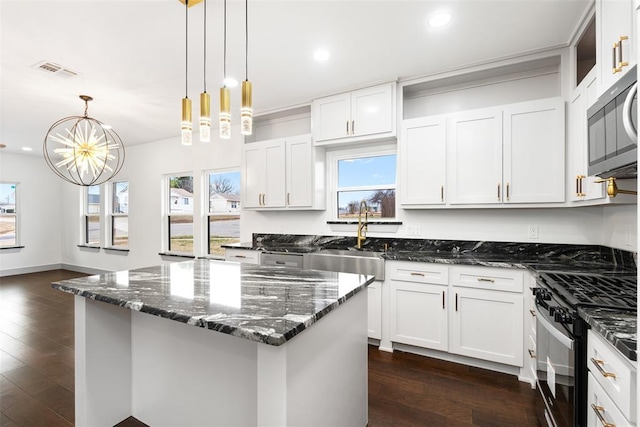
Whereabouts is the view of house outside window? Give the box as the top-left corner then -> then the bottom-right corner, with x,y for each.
111,181 -> 128,247
207,171 -> 241,256
337,154 -> 397,219
85,185 -> 101,246
0,182 -> 18,247
168,175 -> 194,254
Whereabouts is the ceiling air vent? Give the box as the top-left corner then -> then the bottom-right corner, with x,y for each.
32,61 -> 79,78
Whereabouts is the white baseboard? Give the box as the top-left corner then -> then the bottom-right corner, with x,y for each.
0,263 -> 109,277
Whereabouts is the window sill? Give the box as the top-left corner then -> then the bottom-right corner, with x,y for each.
158,252 -> 196,259
77,244 -> 101,250
0,245 -> 25,250
327,221 -> 402,233
104,247 -> 130,253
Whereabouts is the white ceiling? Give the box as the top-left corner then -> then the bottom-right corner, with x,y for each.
0,0 -> 590,155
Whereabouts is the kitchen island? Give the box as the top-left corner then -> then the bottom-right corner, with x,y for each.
51,259 -> 374,427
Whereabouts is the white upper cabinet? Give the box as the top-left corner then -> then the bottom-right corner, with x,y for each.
447,98 -> 565,205
597,0 -> 636,96
503,98 -> 565,203
399,116 -> 447,205
312,83 -> 396,145
448,107 -> 504,204
242,135 -> 325,210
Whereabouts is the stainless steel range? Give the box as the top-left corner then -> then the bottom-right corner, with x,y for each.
533,271 -> 637,427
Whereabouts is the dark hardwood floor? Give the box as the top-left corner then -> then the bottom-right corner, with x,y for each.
0,270 -> 539,426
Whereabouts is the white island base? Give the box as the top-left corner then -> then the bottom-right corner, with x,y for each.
74,291 -> 368,427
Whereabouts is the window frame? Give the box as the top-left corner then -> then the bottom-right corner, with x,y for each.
109,180 -> 129,249
204,168 -> 241,258
165,173 -> 195,255
327,144 -> 398,221
0,181 -> 19,248
83,185 -> 102,247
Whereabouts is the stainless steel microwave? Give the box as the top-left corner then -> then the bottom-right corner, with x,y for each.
587,65 -> 637,178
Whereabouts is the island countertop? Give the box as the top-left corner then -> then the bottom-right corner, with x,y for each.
51,259 -> 374,346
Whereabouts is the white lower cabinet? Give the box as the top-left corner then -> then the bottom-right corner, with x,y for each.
367,281 -> 382,340
388,261 -> 525,368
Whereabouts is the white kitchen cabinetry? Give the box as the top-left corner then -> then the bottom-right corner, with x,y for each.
587,330 -> 637,426
399,116 -> 447,206
224,248 -> 261,264
242,134 -> 325,210
312,83 -> 396,145
367,281 -> 382,340
597,0 -> 636,98
449,266 -> 524,367
569,69 -> 606,202
447,97 -> 565,205
389,262 -> 449,351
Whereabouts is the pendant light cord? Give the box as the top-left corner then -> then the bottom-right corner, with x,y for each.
223,0 -> 227,81
245,0 -> 248,80
203,0 -> 207,92
185,0 -> 188,97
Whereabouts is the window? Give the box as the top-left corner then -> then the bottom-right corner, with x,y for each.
335,152 -> 397,219
0,182 -> 18,247
111,181 -> 129,247
207,171 -> 241,256
168,175 -> 194,254
85,185 -> 101,246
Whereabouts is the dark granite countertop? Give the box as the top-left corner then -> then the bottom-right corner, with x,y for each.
578,307 -> 637,362
51,259 -> 374,346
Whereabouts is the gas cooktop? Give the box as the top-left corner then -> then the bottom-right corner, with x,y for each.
537,272 -> 637,310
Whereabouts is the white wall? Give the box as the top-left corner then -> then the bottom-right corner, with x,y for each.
0,151 -> 64,275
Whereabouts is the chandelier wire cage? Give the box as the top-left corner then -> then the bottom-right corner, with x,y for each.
43,95 -> 125,186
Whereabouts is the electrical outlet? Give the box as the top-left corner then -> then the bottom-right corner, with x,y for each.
528,225 -> 539,239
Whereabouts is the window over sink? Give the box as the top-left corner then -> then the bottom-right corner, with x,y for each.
329,146 -> 397,220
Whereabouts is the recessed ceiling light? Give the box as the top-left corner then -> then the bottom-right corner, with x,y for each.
22,147 -> 32,152
314,49 -> 330,62
429,13 -> 451,28
223,78 -> 238,88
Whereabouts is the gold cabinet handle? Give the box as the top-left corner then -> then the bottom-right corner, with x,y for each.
455,292 -> 458,311
234,255 -> 247,259
497,183 -> 501,201
351,120 -> 355,135
576,175 -> 580,196
440,185 -> 444,202
591,358 -> 617,378
529,309 -> 536,317
287,192 -> 290,205
613,42 -> 622,73
528,349 -> 536,358
346,121 -> 350,135
618,35 -> 629,68
442,291 -> 445,309
591,404 -> 616,427
410,272 -> 425,277
262,193 -> 266,206
477,277 -> 495,283
506,182 -> 510,201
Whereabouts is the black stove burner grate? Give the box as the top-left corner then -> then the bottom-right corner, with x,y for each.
541,272 -> 637,309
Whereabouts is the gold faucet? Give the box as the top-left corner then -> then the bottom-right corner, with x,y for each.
357,199 -> 368,249
594,177 -> 638,197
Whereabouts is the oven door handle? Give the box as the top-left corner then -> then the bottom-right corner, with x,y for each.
623,82 -> 637,142
537,311 -> 574,350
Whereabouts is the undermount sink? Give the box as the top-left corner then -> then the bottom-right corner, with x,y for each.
303,248 -> 385,280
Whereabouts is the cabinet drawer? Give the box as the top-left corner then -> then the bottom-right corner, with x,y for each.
587,330 -> 637,422
588,373 -> 633,427
224,249 -> 261,264
388,261 -> 448,285
450,266 -> 523,293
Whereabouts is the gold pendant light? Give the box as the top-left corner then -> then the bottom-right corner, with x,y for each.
181,0 -> 192,145
241,0 -> 253,135
219,0 -> 231,139
199,0 -> 211,142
